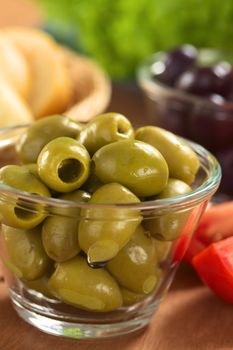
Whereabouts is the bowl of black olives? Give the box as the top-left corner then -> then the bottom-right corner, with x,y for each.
0,113 -> 220,340
137,45 -> 233,196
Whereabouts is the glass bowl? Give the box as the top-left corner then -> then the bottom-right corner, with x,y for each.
137,49 -> 233,197
0,125 -> 221,340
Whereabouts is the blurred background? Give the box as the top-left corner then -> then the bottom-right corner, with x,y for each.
0,0 -> 40,27
35,0 -> 233,80
1,0 -> 233,80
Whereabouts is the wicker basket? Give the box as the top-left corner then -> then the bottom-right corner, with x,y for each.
62,48 -> 112,123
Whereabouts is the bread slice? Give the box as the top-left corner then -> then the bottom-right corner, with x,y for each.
0,73 -> 33,127
4,27 -> 72,118
0,31 -> 31,98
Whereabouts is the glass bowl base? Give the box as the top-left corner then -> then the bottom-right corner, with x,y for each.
10,288 -> 158,340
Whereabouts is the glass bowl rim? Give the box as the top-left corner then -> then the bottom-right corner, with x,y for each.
137,48 -> 233,109
0,124 -> 221,211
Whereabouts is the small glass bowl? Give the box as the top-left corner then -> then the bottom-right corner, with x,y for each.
137,49 -> 233,197
0,125 -> 221,340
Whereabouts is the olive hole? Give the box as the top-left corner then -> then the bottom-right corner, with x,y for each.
58,158 -> 83,183
117,123 -> 128,135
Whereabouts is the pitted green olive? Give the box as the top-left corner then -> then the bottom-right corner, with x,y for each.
21,163 -> 39,178
48,256 -> 123,312
135,126 -> 200,185
121,287 -> 147,306
17,115 -> 82,163
42,216 -> 81,262
37,137 -> 90,193
24,276 -> 54,298
92,140 -> 169,197
144,178 -> 192,241
0,165 -> 50,229
77,113 -> 134,156
42,190 -> 90,262
2,224 -> 51,281
107,225 -> 160,294
153,240 -> 171,262
59,189 -> 91,202
78,183 -> 142,264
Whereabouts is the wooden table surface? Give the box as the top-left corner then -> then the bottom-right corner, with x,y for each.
1,1 -> 233,349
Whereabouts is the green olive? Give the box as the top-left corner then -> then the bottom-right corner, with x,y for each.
24,276 -> 54,298
135,126 -> 200,185
59,189 -> 91,202
37,137 -> 90,193
77,113 -> 134,156
42,216 -> 81,262
59,189 -> 91,218
153,239 -> 171,262
2,224 -> 51,281
42,190 -> 90,263
42,190 -> 91,262
21,163 -> 39,178
144,179 -> 192,241
79,183 -> 142,264
48,256 -> 123,312
92,140 -> 169,197
0,165 -> 50,229
121,287 -> 147,306
156,178 -> 192,199
107,225 -> 160,294
17,115 -> 82,163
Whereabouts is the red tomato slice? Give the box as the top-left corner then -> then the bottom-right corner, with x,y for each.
184,201 -> 233,263
192,237 -> 233,304
195,201 -> 233,244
